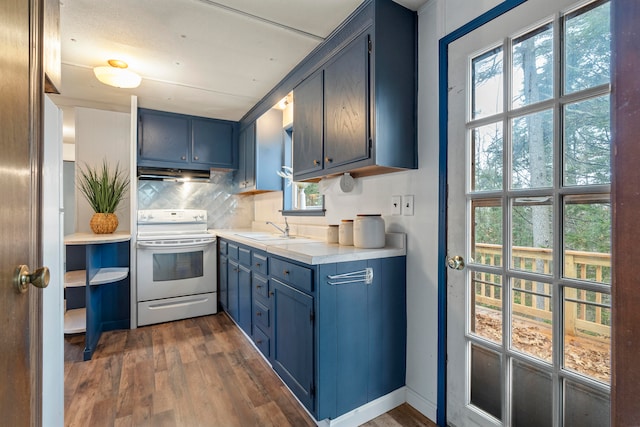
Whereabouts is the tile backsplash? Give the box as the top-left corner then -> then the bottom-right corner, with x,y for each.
137,171 -> 253,229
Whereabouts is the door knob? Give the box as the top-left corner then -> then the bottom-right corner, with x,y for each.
446,256 -> 465,270
14,265 -> 50,294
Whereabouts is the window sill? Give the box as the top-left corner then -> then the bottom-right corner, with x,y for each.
280,209 -> 326,217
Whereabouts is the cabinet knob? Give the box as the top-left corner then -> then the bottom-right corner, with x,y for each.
284,270 -> 290,275
256,263 -> 261,267
256,339 -> 263,344
313,159 -> 320,166
325,157 -> 333,164
269,291 -> 274,297
256,312 -> 262,316
181,155 -> 187,160
194,156 -> 199,161
256,284 -> 263,289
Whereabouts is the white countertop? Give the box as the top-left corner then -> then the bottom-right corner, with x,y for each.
64,231 -> 131,245
212,229 -> 406,265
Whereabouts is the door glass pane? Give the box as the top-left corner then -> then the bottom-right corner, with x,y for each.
563,196 -> 611,284
511,278 -> 552,362
563,95 -> 611,186
472,122 -> 503,192
470,344 -> 502,420
153,251 -> 203,281
512,24 -> 554,108
511,197 -> 553,274
511,109 -> 554,189
564,379 -> 611,427
472,47 -> 504,119
512,359 -> 553,427
564,1 -> 611,94
472,200 -> 502,266
564,287 -> 611,384
472,272 -> 502,344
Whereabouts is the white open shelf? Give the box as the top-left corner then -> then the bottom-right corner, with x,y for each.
89,267 -> 129,286
64,308 -> 86,334
64,270 -> 86,288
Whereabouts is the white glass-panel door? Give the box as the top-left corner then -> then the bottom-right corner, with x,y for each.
447,1 -> 611,425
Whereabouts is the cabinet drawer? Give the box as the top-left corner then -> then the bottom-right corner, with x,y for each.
239,247 -> 251,266
219,240 -> 227,255
253,273 -> 269,300
227,243 -> 239,260
252,252 -> 268,275
253,326 -> 270,358
253,299 -> 270,330
270,258 -> 313,293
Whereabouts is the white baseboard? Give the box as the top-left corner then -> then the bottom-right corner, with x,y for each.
406,387 -> 438,424
317,387 -> 407,427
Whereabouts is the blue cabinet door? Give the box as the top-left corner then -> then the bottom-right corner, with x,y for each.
238,264 -> 252,334
293,70 -> 324,177
227,259 -> 240,321
218,254 -> 228,311
323,33 -> 370,169
272,278 -> 314,412
191,118 -> 236,169
237,122 -> 256,191
138,110 -> 189,164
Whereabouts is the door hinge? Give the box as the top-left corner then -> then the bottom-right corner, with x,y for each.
310,384 -> 316,397
310,310 -> 315,323
368,38 -> 372,54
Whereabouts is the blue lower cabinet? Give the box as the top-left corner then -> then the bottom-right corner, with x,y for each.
316,257 -> 407,420
237,264 -> 252,335
272,278 -> 315,412
227,259 -> 239,321
218,255 -> 228,311
218,238 -> 406,422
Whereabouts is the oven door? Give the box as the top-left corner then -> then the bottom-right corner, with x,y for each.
136,237 -> 216,302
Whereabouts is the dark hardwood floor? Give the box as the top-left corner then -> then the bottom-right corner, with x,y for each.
64,312 -> 435,427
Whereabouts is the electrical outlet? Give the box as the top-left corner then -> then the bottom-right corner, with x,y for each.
391,195 -> 402,215
402,195 -> 414,216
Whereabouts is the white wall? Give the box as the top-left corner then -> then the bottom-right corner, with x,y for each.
74,108 -> 131,233
254,0 -> 515,421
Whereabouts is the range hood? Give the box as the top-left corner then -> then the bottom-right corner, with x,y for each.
137,166 -> 211,182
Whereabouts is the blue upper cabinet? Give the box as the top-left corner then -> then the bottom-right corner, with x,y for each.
291,0 -> 417,181
138,108 -> 238,171
235,108 -> 283,194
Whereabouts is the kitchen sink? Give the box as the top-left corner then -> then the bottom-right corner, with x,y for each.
233,232 -> 314,242
234,232 -> 296,241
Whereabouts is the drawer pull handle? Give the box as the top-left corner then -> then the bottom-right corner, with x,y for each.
325,157 -> 333,163
313,159 -> 320,166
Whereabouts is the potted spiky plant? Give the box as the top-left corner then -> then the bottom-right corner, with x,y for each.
77,161 -> 130,234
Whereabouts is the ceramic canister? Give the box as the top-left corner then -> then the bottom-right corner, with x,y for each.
338,220 -> 354,246
326,224 -> 339,243
353,214 -> 385,248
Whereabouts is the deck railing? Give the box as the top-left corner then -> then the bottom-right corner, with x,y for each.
473,243 -> 611,341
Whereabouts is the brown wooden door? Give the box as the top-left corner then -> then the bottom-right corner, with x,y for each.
0,0 -> 45,424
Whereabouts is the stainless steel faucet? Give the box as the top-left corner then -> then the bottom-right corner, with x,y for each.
266,218 -> 289,237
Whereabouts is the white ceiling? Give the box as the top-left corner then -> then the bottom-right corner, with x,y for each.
52,0 -> 426,136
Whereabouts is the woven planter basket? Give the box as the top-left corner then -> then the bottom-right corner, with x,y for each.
90,213 -> 118,234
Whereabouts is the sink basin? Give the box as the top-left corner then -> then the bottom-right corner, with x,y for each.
233,232 -> 315,243
234,232 -> 296,241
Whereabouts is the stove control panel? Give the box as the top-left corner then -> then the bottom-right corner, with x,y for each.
137,209 -> 207,224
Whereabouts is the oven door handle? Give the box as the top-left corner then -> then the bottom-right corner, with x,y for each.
137,239 -> 215,249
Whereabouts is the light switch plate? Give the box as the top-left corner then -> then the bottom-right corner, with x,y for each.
391,195 -> 402,215
403,195 -> 414,216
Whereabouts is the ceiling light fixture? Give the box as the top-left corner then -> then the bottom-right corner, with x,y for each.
93,59 -> 142,88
